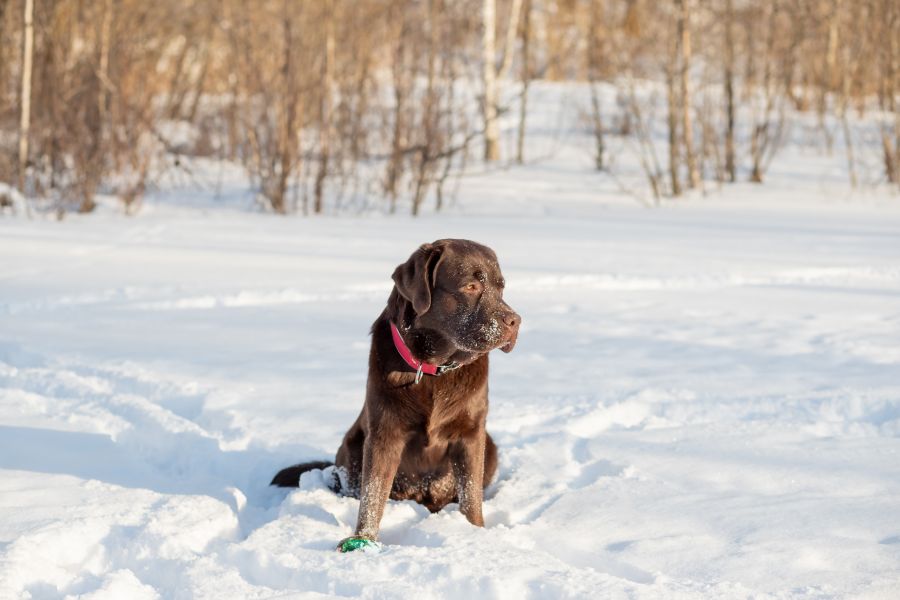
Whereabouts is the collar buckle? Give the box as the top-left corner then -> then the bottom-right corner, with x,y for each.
435,362 -> 460,375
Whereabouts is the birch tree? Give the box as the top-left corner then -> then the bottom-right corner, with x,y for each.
18,0 -> 34,196
677,0 -> 700,189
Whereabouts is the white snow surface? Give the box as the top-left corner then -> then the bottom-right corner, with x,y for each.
3,90 -> 900,598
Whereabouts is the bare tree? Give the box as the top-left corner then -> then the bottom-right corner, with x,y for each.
0,0 -> 9,95
746,0 -> 789,184
587,0 -> 606,171
677,0 -> 700,189
17,0 -> 34,197
665,24 -> 682,197
98,0 -> 113,126
482,0 -> 500,161
384,6 -> 411,212
233,0 -> 307,214
314,0 -> 335,215
623,80 -> 664,203
3,0 -> 897,218
498,0 -> 523,81
723,0 -> 737,182
516,0 -> 532,164
875,0 -> 899,186
412,0 -> 442,216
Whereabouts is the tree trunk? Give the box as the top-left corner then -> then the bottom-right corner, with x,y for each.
588,0 -> 605,171
0,0 -> 8,92
98,0 -> 113,119
667,68 -> 681,196
723,0 -> 736,182
878,0 -> 899,186
275,6 -> 297,214
18,0 -> 34,196
314,0 -> 335,215
482,0 -> 500,161
825,0 -> 841,92
749,0 -> 780,185
497,0 -> 523,81
750,124 -> 763,183
436,3 -> 459,212
516,0 -> 531,164
677,0 -> 699,189
666,27 -> 681,197
413,0 -> 440,217
385,17 -> 408,213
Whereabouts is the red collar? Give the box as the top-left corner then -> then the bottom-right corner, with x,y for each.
390,322 -> 459,383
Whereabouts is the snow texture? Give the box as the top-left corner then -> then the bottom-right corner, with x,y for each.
3,86 -> 900,599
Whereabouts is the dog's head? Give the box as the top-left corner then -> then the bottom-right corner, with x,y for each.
391,239 -> 520,356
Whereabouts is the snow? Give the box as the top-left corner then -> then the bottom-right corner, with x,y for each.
3,85 -> 900,599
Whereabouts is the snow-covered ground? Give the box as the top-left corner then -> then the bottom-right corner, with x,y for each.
3,86 -> 900,598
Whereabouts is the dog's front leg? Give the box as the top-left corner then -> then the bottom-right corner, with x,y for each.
450,431 -> 486,527
352,428 -> 405,541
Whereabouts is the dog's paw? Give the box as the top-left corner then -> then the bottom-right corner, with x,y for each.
336,536 -> 383,554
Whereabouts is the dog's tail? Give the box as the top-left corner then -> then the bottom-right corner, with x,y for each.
270,460 -> 334,487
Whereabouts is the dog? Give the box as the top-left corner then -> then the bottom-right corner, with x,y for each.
271,239 -> 520,550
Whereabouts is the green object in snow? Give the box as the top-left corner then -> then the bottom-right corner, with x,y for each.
336,536 -> 382,553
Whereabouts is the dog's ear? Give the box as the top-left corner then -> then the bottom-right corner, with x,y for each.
392,243 -> 445,315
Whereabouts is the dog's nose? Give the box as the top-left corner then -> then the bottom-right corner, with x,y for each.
502,311 -> 520,328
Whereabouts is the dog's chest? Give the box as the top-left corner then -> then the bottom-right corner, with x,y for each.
416,386 -> 482,446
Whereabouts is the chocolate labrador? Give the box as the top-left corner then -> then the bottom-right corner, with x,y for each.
271,239 -> 520,550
